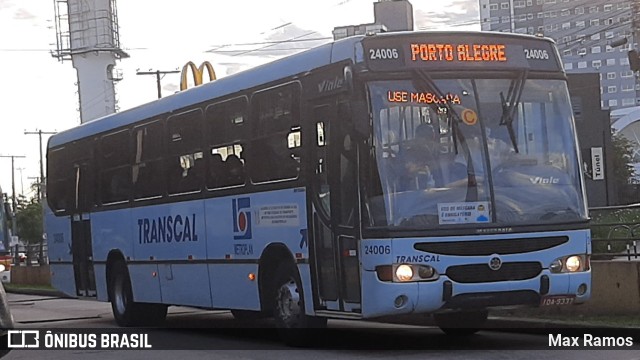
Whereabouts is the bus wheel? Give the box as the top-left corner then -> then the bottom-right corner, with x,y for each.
434,310 -> 488,336
110,261 -> 136,326
272,262 -> 326,345
110,261 -> 167,326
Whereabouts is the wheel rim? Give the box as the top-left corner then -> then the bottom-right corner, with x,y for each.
113,275 -> 127,315
275,277 -> 301,327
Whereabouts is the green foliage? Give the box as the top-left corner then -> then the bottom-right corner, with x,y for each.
611,133 -> 635,182
16,198 -> 43,244
590,207 -> 640,255
611,133 -> 637,202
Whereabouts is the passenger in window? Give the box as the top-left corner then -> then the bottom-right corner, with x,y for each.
226,154 -> 245,185
208,153 -> 225,188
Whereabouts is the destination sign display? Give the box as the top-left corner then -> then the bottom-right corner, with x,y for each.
363,34 -> 561,72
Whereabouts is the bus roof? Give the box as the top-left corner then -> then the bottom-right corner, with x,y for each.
48,31 -> 555,148
49,35 -> 364,148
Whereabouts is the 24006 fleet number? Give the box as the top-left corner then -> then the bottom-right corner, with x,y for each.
369,48 -> 399,60
364,245 -> 391,255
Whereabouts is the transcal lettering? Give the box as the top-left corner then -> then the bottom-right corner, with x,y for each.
137,214 -> 198,244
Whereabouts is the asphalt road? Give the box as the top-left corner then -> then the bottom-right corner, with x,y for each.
3,294 -> 640,359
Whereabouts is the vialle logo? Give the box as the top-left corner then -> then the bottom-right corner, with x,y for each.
232,198 -> 252,240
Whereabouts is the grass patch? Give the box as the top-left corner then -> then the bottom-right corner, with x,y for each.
3,283 -> 55,291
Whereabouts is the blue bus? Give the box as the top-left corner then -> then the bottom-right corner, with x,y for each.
46,31 -> 590,339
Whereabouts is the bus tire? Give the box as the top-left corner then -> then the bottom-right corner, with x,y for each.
272,262 -> 326,345
434,310 -> 488,336
109,261 -> 167,327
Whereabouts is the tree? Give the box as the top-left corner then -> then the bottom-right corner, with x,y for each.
16,198 -> 43,245
610,133 -> 638,203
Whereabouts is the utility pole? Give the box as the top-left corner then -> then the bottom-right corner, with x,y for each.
136,69 -> 180,98
24,129 -> 56,200
0,155 -> 25,237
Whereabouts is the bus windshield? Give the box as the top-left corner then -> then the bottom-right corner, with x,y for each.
366,77 -> 587,229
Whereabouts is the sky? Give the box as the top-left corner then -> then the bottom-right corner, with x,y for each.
0,0 -> 480,201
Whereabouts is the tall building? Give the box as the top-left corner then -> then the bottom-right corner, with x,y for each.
479,0 -> 640,111
333,0 -> 414,40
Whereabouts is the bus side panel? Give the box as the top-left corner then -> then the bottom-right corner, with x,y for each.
92,208 -> 141,301
94,264 -> 108,301
131,201 -> 211,307
205,188 -> 308,310
45,206 -> 76,297
92,208 -> 134,262
50,264 -> 77,298
207,264 -> 260,310
128,264 -> 162,303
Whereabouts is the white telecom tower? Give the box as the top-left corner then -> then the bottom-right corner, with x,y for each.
52,0 -> 128,123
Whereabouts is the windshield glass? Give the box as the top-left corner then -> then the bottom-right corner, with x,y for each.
365,78 -> 587,229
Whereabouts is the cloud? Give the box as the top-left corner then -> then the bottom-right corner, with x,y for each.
163,83 -> 179,93
0,0 -> 14,10
13,8 -> 36,20
206,23 -> 330,59
218,63 -> 247,76
415,2 -> 480,30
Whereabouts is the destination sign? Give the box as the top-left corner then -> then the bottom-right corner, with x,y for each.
363,34 -> 561,72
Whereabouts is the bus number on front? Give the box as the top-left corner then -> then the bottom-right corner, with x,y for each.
369,48 -> 399,60
524,48 -> 549,60
364,245 -> 391,255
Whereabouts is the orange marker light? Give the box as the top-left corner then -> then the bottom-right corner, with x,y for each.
248,273 -> 256,281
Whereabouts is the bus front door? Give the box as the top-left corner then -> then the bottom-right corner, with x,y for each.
71,163 -> 96,297
310,102 -> 361,313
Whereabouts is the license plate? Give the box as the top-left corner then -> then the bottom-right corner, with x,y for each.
540,295 -> 576,306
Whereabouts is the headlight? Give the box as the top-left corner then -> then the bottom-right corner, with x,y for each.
395,264 -> 413,282
565,256 -> 582,272
550,259 -> 563,273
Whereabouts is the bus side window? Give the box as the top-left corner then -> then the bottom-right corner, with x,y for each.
250,83 -> 301,183
167,109 -> 204,195
133,120 -> 164,200
99,129 -> 131,205
48,146 -> 72,212
205,97 -> 248,190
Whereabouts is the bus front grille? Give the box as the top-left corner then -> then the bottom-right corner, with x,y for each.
446,262 -> 542,283
414,236 -> 568,256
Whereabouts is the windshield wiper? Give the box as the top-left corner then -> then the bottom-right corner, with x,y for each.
499,70 -> 528,154
413,70 -> 478,202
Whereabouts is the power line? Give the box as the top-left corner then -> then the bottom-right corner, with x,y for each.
206,36 -> 332,53
231,31 -> 321,57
